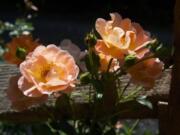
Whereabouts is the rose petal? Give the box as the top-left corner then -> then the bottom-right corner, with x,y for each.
18,76 -> 43,97
7,75 -> 48,111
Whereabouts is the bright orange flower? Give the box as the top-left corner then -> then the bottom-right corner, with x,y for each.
18,44 -> 79,97
7,75 -> 48,111
127,58 -> 164,89
3,35 -> 39,65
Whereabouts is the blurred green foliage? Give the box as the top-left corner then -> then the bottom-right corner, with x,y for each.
0,120 -> 157,135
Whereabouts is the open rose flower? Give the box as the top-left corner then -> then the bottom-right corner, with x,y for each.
7,75 -> 48,111
18,44 -> 79,97
3,35 -> 39,65
95,12 -> 151,62
95,13 -> 164,88
128,58 -> 164,88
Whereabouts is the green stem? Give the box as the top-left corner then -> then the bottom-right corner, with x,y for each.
106,58 -> 113,73
120,86 -> 143,103
118,80 -> 131,101
129,119 -> 140,134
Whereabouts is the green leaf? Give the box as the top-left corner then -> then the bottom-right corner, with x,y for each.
9,19 -> 34,37
16,47 -> 27,60
124,54 -> 137,68
146,39 -> 159,52
145,39 -> 173,62
136,96 -> 153,109
80,72 -> 91,84
155,44 -> 173,61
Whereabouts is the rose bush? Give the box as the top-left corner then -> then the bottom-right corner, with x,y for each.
3,12 -> 172,135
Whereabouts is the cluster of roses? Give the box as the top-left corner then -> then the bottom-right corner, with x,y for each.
3,13 -> 164,111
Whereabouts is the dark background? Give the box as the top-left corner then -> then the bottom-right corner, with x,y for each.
0,0 -> 175,49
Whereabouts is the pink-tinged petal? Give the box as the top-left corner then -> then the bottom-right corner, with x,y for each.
46,79 -> 68,86
134,42 -> 152,59
124,31 -> 136,50
18,76 -> 43,97
27,45 -> 46,58
120,18 -> 132,31
131,76 -> 155,89
20,55 -> 48,83
132,23 -> 151,46
106,27 -> 125,48
38,82 -> 69,94
95,40 -> 124,59
145,58 -> 164,78
95,13 -> 152,55
78,51 -> 88,72
40,44 -> 60,62
7,75 -> 48,111
96,18 -> 107,37
128,58 -> 163,89
60,39 -> 87,72
109,13 -> 122,27
60,39 -> 81,61
54,50 -> 79,81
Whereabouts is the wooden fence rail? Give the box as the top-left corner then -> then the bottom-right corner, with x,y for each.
0,64 -> 170,123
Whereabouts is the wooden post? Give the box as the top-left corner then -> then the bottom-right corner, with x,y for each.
168,0 -> 180,134
158,101 -> 168,135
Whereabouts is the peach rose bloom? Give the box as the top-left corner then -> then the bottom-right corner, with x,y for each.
18,44 -> 79,97
128,58 -> 164,89
7,75 -> 48,111
3,35 -> 39,65
95,13 -> 164,87
95,12 -> 151,60
60,39 -> 87,72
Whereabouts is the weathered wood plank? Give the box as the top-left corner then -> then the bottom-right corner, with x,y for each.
0,64 -> 171,122
168,0 -> 180,134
